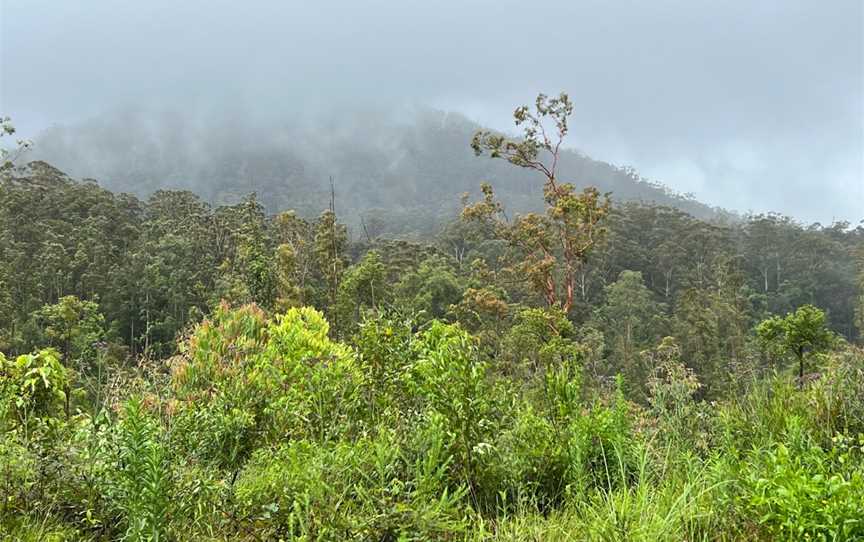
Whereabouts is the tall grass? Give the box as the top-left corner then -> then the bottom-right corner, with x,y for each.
3,308 -> 863,540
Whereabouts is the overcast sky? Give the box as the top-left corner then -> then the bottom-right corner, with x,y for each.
1,0 -> 862,223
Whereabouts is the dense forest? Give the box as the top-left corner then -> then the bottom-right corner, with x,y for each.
27,106 -> 730,233
2,95 -> 864,540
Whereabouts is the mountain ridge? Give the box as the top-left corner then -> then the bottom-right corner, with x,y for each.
25,107 -> 734,232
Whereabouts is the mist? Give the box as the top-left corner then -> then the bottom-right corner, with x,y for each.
1,0 -> 862,223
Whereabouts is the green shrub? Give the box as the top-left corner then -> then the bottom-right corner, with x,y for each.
0,434 -> 38,519
234,434 -> 469,541
171,304 -> 365,468
410,321 -> 499,504
353,311 -> 419,417
487,404 -> 572,511
5,302 -> 864,540
1,349 -> 69,428
114,397 -> 172,541
739,420 -> 864,540
645,338 -> 709,453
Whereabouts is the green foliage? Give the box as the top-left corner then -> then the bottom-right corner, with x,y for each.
0,349 -> 69,427
487,361 -> 636,514
395,254 -> 464,321
448,260 -> 510,354
272,211 -> 315,310
314,208 -> 349,325
594,271 -> 666,394
672,283 -> 749,395
467,93 -> 611,313
354,311 -> 417,415
1,302 -> 863,540
739,421 -> 864,540
115,397 -> 172,541
0,432 -> 39,519
32,295 -> 105,368
1,101 -> 863,539
234,435 -> 469,540
171,303 -> 364,472
411,322 -> 497,496
335,250 -> 389,335
210,195 -> 278,312
502,307 -> 581,377
645,337 -> 706,451
757,304 -> 836,382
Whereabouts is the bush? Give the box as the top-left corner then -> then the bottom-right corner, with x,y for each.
410,321 -> 499,504
4,303 -> 864,540
234,433 -> 469,541
113,397 -> 172,541
171,304 -> 365,469
1,349 -> 70,428
738,419 -> 864,540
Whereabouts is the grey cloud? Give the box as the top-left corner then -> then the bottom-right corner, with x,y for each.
1,0 -> 861,222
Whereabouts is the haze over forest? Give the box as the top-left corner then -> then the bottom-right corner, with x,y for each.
2,0 -> 862,223
4,3 -> 864,540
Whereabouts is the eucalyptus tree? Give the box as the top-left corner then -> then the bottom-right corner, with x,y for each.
593,270 -> 667,391
464,93 -> 611,314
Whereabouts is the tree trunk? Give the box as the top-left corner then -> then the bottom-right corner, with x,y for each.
797,346 -> 804,390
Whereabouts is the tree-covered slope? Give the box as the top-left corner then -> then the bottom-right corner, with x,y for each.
29,107 -> 727,232
3,114 -> 864,540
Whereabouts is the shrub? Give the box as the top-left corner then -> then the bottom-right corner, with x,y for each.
234,434 -> 469,541
113,397 -> 172,541
645,338 -> 708,452
1,349 -> 70,428
171,305 -> 365,469
410,321 -> 499,504
740,422 -> 864,540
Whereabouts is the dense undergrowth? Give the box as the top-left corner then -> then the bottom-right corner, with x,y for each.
3,96 -> 864,540
3,304 -> 863,541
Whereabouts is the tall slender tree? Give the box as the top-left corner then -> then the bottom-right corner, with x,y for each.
464,93 -> 611,313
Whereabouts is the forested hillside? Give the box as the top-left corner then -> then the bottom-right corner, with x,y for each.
28,107 -> 727,235
2,96 -> 864,540
1,158 -> 860,360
